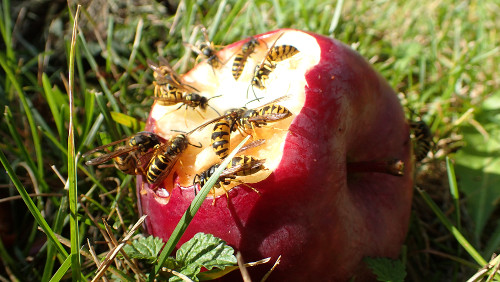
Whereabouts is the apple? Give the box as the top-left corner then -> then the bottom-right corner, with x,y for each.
137,29 -> 413,281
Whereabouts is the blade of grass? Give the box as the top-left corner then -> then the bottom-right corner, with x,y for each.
417,187 -> 486,266
151,135 -> 252,279
217,0 -> 251,41
271,0 -> 283,27
126,18 -> 143,73
77,30 -> 121,114
42,73 -> 64,140
105,16 -> 114,73
0,233 -> 14,267
67,4 -> 82,280
207,0 -> 227,41
446,157 -> 461,230
0,52 -> 45,182
4,106 -> 38,176
76,24 -> 126,139
0,149 -> 68,257
0,0 -> 14,63
42,194 -> 68,282
93,90 -> 120,140
81,113 -> 104,149
49,254 -> 72,282
329,0 -> 344,35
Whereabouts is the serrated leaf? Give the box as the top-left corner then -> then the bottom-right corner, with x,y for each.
196,266 -> 240,280
177,233 -> 237,270
166,233 -> 237,282
163,256 -> 181,270
122,235 -> 164,264
365,257 -> 406,282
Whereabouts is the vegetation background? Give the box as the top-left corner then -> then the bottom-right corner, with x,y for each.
0,0 -> 499,280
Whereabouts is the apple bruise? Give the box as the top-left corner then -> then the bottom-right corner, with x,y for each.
147,30 -> 320,199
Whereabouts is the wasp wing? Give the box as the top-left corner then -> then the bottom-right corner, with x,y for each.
237,139 -> 266,154
219,159 -> 266,178
82,137 -> 132,159
255,32 -> 284,69
187,113 -> 232,134
247,112 -> 291,123
85,145 -> 138,166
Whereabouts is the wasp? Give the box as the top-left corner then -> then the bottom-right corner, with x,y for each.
237,95 -> 293,134
252,34 -> 300,89
144,115 -> 231,187
154,91 -> 221,117
211,96 -> 292,160
148,58 -> 199,96
83,132 -> 162,175
211,108 -> 247,159
149,59 -> 220,117
244,102 -> 292,129
232,37 -> 260,80
193,155 -> 266,201
145,134 -> 194,185
186,27 -> 223,69
410,120 -> 432,162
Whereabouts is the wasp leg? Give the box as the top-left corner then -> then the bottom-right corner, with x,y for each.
250,123 -> 259,140
235,180 -> 260,195
211,186 -> 217,206
195,108 -> 206,120
158,104 -> 184,123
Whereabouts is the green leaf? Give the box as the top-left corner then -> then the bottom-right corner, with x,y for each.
177,232 -> 236,270
454,95 -> 500,247
110,111 -> 145,131
122,236 -> 165,264
196,266 -> 240,280
166,233 -> 237,282
365,257 -> 406,282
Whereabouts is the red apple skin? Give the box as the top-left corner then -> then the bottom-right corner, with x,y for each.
138,29 -> 413,281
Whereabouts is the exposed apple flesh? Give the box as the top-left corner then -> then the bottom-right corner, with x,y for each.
138,29 -> 413,281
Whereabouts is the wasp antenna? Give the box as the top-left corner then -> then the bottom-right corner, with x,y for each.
245,95 -> 265,107
189,141 -> 203,148
246,83 -> 261,102
208,104 -> 221,116
207,94 -> 222,101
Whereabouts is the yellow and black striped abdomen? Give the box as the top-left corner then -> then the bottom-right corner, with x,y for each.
232,37 -> 259,80
232,54 -> 247,80
154,84 -> 184,106
258,104 -> 290,116
146,153 -> 173,184
113,149 -> 137,175
267,45 -> 300,63
211,121 -> 231,159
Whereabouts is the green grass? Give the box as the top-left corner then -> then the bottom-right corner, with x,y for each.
0,0 -> 499,280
